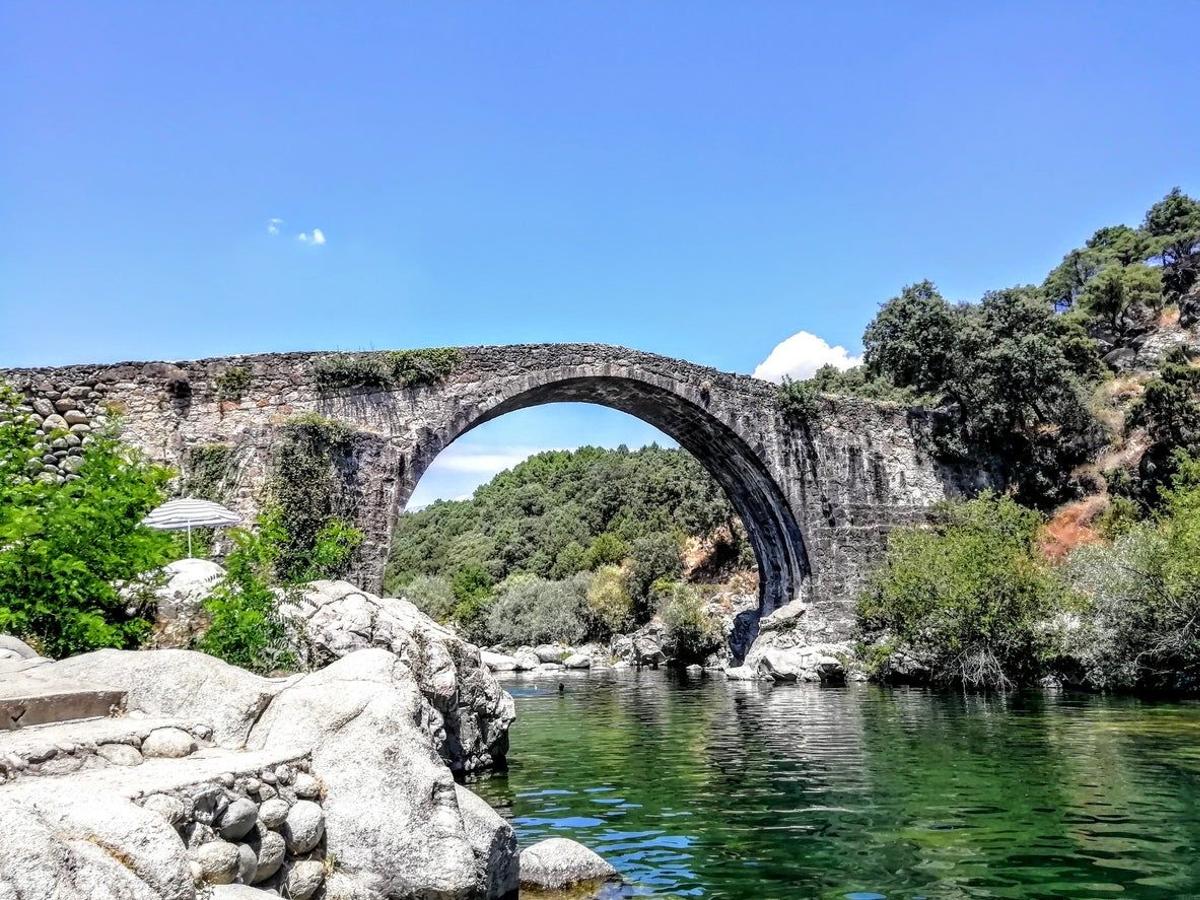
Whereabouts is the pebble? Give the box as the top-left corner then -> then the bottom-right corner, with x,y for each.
281,800 -> 325,854
141,727 -> 197,759
283,860 -> 326,900
258,797 -> 290,830
190,840 -> 240,885
218,797 -> 259,840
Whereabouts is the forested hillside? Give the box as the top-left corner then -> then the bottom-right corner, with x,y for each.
384,445 -> 753,651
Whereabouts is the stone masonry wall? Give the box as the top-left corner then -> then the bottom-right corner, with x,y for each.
2,344 -> 980,638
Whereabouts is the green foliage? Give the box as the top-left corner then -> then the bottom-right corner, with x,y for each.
1066,455 -> 1200,691
0,385 -> 175,657
1126,350 -> 1200,507
585,564 -> 633,637
484,572 -> 592,647
798,364 -> 920,403
398,574 -> 457,622
1143,187 -> 1200,302
197,519 -> 295,673
1077,263 -> 1162,327
657,581 -> 721,663
864,280 -> 961,395
852,281 -> 1105,507
385,445 -> 735,596
183,443 -> 234,501
583,532 -> 630,571
214,365 -> 253,401
268,413 -> 359,582
313,349 -> 462,392
777,377 -> 822,426
625,532 -> 684,620
386,348 -> 462,387
858,494 -> 1070,688
448,562 -> 495,641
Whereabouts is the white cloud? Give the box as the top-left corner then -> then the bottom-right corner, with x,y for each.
434,446 -> 561,474
752,331 -> 863,383
297,227 -> 327,246
267,217 -> 282,235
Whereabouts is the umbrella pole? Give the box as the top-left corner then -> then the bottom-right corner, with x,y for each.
187,524 -> 193,558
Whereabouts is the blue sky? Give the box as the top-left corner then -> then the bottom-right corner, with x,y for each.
3,3 -> 1198,502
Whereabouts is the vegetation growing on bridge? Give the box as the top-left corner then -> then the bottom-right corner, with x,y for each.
313,347 -> 462,392
214,364 -> 253,401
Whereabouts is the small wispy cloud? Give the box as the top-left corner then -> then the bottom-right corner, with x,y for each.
267,217 -> 283,236
297,228 -> 327,246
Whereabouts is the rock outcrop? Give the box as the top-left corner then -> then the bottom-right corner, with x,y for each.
726,601 -> 850,684
1,646 -> 519,899
279,580 -> 515,774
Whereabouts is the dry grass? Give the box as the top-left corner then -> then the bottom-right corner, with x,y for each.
1039,494 -> 1109,562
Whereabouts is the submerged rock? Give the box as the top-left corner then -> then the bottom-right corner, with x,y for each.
519,837 -> 618,891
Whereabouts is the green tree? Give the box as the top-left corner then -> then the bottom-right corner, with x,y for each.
1077,263 -> 1163,328
197,518 -> 295,673
585,564 -> 633,637
625,533 -> 684,621
0,387 -> 175,657
863,281 -> 960,395
1126,349 -> 1200,507
484,573 -> 592,647
657,581 -> 721,663
1143,187 -> 1200,302
858,494 -> 1070,688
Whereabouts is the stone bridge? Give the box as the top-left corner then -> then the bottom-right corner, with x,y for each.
4,344 -> 975,637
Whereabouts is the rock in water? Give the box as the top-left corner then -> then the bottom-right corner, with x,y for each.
455,784 -> 518,899
519,837 -> 619,891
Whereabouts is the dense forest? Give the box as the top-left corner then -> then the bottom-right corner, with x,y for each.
384,445 -> 753,649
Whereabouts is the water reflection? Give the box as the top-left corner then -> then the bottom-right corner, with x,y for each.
472,671 -> 1200,899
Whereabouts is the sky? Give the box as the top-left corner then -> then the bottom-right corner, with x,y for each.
3,2 -> 1199,502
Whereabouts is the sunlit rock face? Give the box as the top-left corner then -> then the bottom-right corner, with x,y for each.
2,343 -> 978,638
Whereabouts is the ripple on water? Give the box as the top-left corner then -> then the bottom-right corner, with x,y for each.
471,671 -> 1200,900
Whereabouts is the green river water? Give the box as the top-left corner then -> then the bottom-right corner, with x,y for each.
472,670 -> 1200,900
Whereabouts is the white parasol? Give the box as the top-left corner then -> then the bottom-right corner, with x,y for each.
141,498 -> 242,557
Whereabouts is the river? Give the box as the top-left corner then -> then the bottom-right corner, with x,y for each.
472,670 -> 1200,900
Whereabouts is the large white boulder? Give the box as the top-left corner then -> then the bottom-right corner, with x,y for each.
455,785 -> 518,899
0,793 -> 194,900
519,837 -> 618,891
46,649 -> 288,748
280,581 -> 514,773
247,649 -> 512,899
734,601 -> 850,684
149,558 -> 227,647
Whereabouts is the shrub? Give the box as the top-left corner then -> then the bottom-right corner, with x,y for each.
1065,454 -> 1200,691
0,386 -> 175,657
585,564 -> 632,637
484,573 -> 592,647
398,574 -> 457,622
268,413 -> 358,582
777,377 -> 822,426
386,348 -> 462,387
583,532 -> 630,570
625,533 -> 684,620
313,354 -> 392,391
657,581 -> 721,663
214,365 -> 253,401
449,562 -> 495,642
198,519 -> 295,674
858,493 -> 1070,688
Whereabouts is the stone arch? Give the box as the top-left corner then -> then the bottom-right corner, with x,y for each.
392,369 -> 810,613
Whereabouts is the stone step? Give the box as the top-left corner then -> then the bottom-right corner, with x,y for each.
0,673 -> 126,729
0,713 -> 208,782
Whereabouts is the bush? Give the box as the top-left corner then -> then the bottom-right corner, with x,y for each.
585,564 -> 632,637
1065,455 -> 1200,691
313,349 -> 462,392
197,519 -> 295,674
583,532 -> 630,570
398,574 -> 457,622
386,348 -> 462,387
657,581 -> 721,663
625,533 -> 684,620
484,573 -> 592,647
0,386 -> 175,657
858,493 -> 1070,688
214,365 -> 253,401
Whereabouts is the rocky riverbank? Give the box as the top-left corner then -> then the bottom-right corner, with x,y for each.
0,583 -> 621,899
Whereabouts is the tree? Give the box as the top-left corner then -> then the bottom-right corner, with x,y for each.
859,494 -> 1070,688
585,564 -> 633,637
1125,349 -> 1200,507
0,385 -> 175,657
1143,187 -> 1200,302
625,533 -> 684,621
863,281 -> 959,395
657,581 -> 721,663
484,573 -> 592,647
1077,263 -> 1162,328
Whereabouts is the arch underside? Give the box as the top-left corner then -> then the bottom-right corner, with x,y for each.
399,375 -> 810,614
